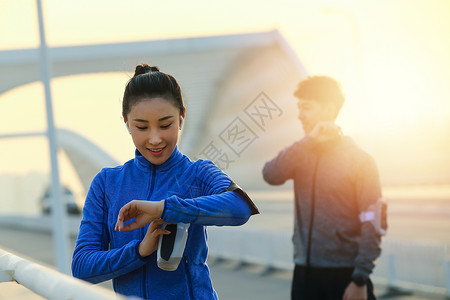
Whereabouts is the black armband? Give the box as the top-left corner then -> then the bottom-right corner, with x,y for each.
224,181 -> 259,215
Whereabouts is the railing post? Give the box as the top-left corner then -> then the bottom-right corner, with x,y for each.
387,253 -> 396,287
380,244 -> 412,298
36,0 -> 71,274
444,259 -> 450,297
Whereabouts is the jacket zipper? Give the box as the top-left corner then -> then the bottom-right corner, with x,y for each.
184,256 -> 195,300
143,166 -> 157,299
306,155 -> 321,267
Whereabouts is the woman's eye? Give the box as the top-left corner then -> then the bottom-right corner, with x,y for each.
161,123 -> 172,129
136,126 -> 147,130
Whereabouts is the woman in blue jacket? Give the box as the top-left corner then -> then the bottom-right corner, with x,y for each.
72,64 -> 259,299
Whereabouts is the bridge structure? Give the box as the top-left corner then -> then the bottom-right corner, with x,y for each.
1,29 -> 308,274
0,29 -> 308,191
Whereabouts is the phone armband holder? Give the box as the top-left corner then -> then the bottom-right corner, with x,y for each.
359,198 -> 387,236
224,181 -> 259,215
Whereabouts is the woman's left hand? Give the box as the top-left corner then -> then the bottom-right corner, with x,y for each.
115,200 -> 165,232
138,219 -> 171,257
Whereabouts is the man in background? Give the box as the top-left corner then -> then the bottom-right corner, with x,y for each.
263,76 -> 386,300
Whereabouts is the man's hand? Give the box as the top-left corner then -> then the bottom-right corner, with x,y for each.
308,121 -> 341,143
343,282 -> 367,300
138,219 -> 171,257
115,200 -> 165,232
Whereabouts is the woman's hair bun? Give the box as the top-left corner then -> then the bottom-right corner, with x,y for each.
123,63 -> 184,117
134,64 -> 160,77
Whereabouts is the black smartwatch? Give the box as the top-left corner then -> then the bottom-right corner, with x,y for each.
352,275 -> 368,287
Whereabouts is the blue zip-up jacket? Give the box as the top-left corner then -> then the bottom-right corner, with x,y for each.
72,147 -> 256,299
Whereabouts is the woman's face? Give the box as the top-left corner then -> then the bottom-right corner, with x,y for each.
125,97 -> 182,165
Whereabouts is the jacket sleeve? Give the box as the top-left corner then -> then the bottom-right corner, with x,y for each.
161,161 -> 252,226
353,156 -> 384,280
72,169 -> 150,283
262,137 -> 312,185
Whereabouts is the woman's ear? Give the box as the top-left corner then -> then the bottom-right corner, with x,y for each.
180,108 -> 186,130
123,116 -> 130,134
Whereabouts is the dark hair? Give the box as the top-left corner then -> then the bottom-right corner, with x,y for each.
122,64 -> 185,117
294,76 -> 345,117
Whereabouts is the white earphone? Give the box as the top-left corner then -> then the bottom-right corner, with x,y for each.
125,121 -> 131,134
180,116 -> 184,130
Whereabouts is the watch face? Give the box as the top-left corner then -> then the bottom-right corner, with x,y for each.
353,276 -> 367,286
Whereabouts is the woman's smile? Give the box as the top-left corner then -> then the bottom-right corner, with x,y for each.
148,147 -> 166,156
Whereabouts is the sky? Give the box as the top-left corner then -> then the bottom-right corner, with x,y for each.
1,0 -> 450,189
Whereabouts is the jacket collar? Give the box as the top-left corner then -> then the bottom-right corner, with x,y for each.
134,146 -> 183,172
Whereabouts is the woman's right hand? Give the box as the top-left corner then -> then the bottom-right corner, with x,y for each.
115,200 -> 165,232
138,219 -> 171,257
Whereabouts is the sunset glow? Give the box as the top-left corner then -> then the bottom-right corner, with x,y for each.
1,0 -> 449,186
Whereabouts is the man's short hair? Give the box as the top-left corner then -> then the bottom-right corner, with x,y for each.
294,76 -> 345,116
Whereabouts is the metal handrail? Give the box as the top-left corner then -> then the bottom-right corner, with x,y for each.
0,248 -> 137,300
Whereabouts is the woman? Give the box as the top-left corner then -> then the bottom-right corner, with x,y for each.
72,64 -> 258,299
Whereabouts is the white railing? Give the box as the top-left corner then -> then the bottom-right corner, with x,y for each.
1,217 -> 449,298
207,227 -> 450,297
0,248 -> 138,300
